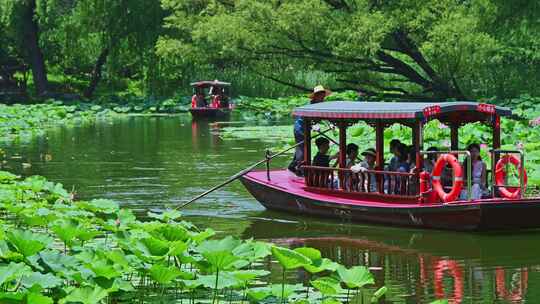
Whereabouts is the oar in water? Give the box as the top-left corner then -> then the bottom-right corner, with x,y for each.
177,126 -> 335,210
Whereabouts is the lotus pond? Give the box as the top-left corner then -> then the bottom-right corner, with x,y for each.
1,112 -> 540,303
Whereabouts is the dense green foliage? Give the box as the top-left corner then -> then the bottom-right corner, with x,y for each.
0,171 -> 389,303
2,0 -> 540,101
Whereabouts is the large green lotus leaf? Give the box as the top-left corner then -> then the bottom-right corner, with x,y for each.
0,240 -> 23,261
136,237 -> 169,257
336,265 -> 374,289
0,171 -> 18,182
27,292 -> 53,304
7,230 -> 52,257
168,240 -> 188,256
22,272 -> 63,289
197,236 -> 240,254
310,277 -> 343,296
148,264 -> 185,284
39,251 -> 80,273
270,283 -> 304,299
117,209 -> 137,227
294,247 -> 322,262
247,287 -> 271,302
271,246 -> 311,270
429,300 -> 449,304
202,251 -> 241,271
232,241 -> 271,262
105,250 -> 130,269
0,291 -> 25,303
87,259 -> 121,279
0,262 -> 32,286
155,224 -> 189,242
189,228 -> 215,244
230,269 -> 270,286
77,199 -> 119,214
59,286 -> 108,304
304,258 -> 340,274
77,229 -> 100,242
147,209 -> 182,222
51,220 -> 81,245
196,272 -> 239,289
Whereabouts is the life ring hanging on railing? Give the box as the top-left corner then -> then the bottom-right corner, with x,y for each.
495,154 -> 528,199
432,154 -> 463,203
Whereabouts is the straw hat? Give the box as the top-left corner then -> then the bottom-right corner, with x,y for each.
309,85 -> 331,99
361,148 -> 376,158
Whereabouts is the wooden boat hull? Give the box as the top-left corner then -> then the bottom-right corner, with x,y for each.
240,170 -> 540,231
189,107 -> 231,118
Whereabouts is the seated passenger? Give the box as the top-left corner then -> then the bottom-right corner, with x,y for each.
460,143 -> 488,200
312,137 -> 337,167
351,148 -> 377,192
386,139 -> 402,171
346,143 -> 359,168
191,92 -> 207,108
395,143 -> 410,173
423,146 -> 438,173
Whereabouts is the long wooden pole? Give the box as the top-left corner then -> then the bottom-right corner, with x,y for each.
176,127 -> 335,209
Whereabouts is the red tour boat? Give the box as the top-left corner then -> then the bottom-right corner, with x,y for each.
240,101 -> 539,231
189,80 -> 233,118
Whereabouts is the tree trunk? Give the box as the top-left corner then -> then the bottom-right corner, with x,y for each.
84,47 -> 109,98
21,0 -> 48,96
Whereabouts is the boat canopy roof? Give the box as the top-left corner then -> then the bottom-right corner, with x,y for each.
293,101 -> 512,124
190,80 -> 231,88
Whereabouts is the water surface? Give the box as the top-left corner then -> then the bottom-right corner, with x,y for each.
2,115 -> 539,303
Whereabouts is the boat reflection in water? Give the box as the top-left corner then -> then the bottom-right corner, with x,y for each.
242,212 -> 535,303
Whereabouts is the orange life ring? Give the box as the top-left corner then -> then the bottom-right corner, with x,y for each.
432,154 -> 463,203
495,155 -> 527,199
434,259 -> 463,304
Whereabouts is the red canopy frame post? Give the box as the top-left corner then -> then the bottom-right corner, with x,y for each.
338,122 -> 347,168
414,121 -> 424,172
376,122 -> 385,193
492,115 -> 501,196
303,119 -> 312,167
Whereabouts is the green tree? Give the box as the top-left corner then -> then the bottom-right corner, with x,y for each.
157,0 -> 540,100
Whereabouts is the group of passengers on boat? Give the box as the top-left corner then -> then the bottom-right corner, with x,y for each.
288,85 -> 490,200
191,83 -> 230,109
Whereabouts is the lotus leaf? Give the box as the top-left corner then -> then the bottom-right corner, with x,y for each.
7,230 -> 52,257
247,287 -> 271,301
60,286 -> 108,304
310,277 -> 343,296
337,265 -> 375,289
147,209 -> 182,222
22,272 -> 63,289
0,262 -> 32,286
271,246 -> 312,270
196,272 -> 240,289
270,283 -> 304,299
149,264 -> 185,284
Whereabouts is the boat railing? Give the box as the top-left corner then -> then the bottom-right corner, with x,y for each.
490,149 -> 525,198
302,165 -> 418,198
420,150 -> 472,201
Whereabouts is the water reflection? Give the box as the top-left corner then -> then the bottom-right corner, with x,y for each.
242,213 -> 537,303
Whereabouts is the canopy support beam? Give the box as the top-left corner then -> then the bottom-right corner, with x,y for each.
450,124 -> 459,150
376,122 -> 385,193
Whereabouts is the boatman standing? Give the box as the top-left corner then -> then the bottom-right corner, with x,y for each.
288,85 -> 331,176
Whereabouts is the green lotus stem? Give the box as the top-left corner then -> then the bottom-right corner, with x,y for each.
213,268 -> 220,304
346,288 -> 350,304
281,268 -> 286,304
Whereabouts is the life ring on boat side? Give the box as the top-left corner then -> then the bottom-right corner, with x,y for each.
432,154 -> 463,203
495,155 -> 528,199
433,259 -> 464,304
